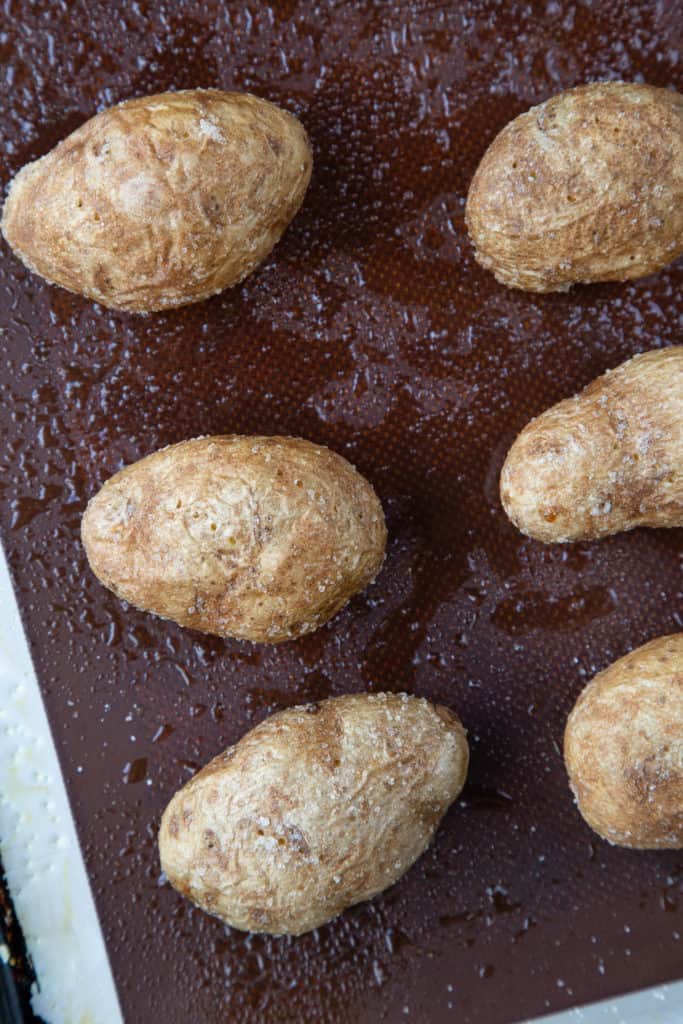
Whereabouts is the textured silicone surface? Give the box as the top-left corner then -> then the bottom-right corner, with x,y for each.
0,2 -> 681,1023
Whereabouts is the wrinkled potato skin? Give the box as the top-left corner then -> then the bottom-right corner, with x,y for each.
81,436 -> 386,643
466,82 -> 683,292
564,635 -> 683,850
500,347 -> 683,542
159,693 -> 469,935
1,89 -> 312,312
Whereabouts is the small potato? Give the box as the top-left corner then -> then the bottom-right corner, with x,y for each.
500,347 -> 683,542
159,693 -> 469,935
81,435 -> 386,642
466,82 -> 683,292
564,634 -> 683,850
1,89 -> 312,312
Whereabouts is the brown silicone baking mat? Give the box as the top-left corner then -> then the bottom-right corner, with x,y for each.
0,2 -> 682,1022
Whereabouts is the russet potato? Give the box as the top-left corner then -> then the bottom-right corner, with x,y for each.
1,89 -> 312,312
466,82 -> 683,292
159,693 -> 469,935
81,435 -> 386,642
500,347 -> 683,542
564,634 -> 683,849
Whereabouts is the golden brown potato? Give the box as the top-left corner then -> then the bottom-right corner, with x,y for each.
1,89 -> 312,312
81,435 -> 386,642
500,347 -> 683,542
564,634 -> 683,850
159,692 -> 469,935
466,82 -> 683,292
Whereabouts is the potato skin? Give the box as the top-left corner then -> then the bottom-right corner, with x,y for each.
81,435 -> 386,643
500,347 -> 683,542
465,82 -> 683,292
1,89 -> 312,312
564,635 -> 683,850
159,693 -> 469,935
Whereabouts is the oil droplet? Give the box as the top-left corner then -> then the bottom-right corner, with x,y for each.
122,758 -> 147,784
152,724 -> 174,743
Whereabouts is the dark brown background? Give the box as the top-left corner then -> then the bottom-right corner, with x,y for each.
1,2 -> 682,1022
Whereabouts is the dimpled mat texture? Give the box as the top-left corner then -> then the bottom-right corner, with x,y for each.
0,2 -> 681,1023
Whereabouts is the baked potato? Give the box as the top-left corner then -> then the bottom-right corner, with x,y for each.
564,634 -> 683,849
466,82 -> 683,292
500,347 -> 683,542
1,89 -> 312,312
159,692 -> 469,934
81,435 -> 386,643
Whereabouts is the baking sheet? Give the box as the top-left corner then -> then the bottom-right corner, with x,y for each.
0,546 -> 121,1024
3,549 -> 683,1024
0,2 -> 681,1022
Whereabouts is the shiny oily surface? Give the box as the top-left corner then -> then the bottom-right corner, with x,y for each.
0,3 -> 681,1024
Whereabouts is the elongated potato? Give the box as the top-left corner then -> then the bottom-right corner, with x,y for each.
1,89 -> 312,312
564,634 -> 683,849
500,347 -> 683,542
159,693 -> 469,934
466,82 -> 683,292
81,436 -> 386,642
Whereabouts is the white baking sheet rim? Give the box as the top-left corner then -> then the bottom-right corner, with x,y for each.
0,543 -> 122,1024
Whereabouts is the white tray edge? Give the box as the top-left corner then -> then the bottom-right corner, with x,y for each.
0,543 -> 122,1024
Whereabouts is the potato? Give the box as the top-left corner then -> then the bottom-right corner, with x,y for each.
81,435 -> 386,642
159,692 -> 469,934
1,89 -> 312,312
465,82 -> 683,292
564,634 -> 683,850
500,347 -> 683,543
